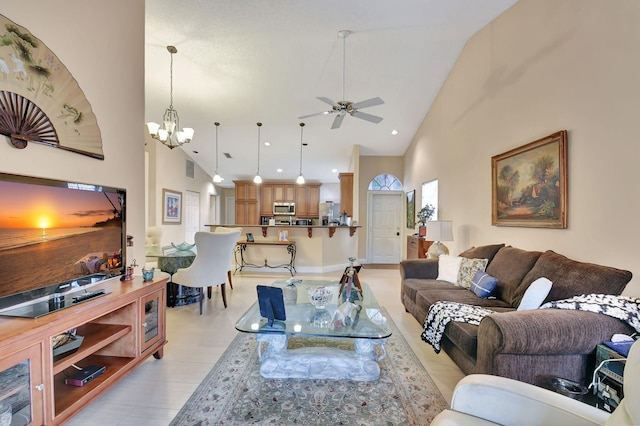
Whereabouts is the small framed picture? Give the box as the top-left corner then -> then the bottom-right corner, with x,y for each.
278,228 -> 290,242
246,232 -> 254,242
162,188 -> 182,224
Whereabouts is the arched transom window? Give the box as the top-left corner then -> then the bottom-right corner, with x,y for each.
368,173 -> 403,190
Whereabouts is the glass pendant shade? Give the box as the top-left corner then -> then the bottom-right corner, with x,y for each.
212,122 -> 223,183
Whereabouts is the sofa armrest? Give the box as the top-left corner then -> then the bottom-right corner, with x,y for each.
478,309 -> 634,356
431,374 -> 608,426
399,258 -> 439,280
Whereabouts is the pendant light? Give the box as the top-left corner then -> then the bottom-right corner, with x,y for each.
253,122 -> 263,184
212,122 -> 222,183
146,45 -> 194,149
296,122 -> 305,185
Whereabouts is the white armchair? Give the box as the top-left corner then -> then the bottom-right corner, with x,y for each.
431,340 -> 640,426
213,226 -> 243,289
171,231 -> 241,315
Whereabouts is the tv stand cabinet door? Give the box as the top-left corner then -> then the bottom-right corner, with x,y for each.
0,342 -> 44,425
141,288 -> 166,358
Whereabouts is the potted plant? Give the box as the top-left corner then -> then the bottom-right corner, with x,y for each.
417,204 -> 435,236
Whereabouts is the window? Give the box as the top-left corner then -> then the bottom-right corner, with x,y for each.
421,179 -> 438,220
368,173 -> 403,191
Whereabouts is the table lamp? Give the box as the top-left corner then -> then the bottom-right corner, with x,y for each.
426,220 -> 453,258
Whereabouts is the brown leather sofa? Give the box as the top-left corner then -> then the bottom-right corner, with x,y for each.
400,244 -> 633,384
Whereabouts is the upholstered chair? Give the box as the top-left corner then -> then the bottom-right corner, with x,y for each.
171,231 -> 241,315
213,226 -> 243,289
431,340 -> 639,425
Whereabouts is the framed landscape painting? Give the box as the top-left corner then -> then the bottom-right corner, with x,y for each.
491,130 -> 567,228
162,189 -> 182,224
406,190 -> 415,228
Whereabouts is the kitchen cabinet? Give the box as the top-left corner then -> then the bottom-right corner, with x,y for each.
273,184 -> 295,202
295,184 -> 321,218
260,185 -> 274,216
234,180 -> 259,225
339,172 -> 354,217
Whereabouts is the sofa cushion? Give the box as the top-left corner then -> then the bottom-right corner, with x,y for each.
457,258 -> 489,289
470,270 -> 498,298
458,243 -> 505,266
517,277 -> 553,310
416,288 -> 512,312
436,255 -> 463,284
402,278 -> 459,304
513,250 -> 632,306
486,247 -> 542,307
443,322 -> 480,359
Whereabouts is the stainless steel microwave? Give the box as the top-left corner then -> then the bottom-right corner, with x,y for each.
273,202 -> 295,215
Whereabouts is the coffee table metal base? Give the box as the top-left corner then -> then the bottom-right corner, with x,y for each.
256,334 -> 387,381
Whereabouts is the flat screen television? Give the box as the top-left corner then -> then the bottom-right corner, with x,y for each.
0,172 -> 126,316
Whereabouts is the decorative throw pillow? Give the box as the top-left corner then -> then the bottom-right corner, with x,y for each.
517,277 -> 553,310
436,255 -> 463,284
470,270 -> 498,298
457,258 -> 489,288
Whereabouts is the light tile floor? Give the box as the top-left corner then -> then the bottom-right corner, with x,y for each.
65,268 -> 464,425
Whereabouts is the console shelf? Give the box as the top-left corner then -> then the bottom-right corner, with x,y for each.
0,275 -> 168,425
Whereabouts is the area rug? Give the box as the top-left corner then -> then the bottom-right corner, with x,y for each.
170,311 -> 447,425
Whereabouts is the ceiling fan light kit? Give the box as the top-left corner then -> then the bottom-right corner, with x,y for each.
147,45 -> 194,149
298,30 -> 384,129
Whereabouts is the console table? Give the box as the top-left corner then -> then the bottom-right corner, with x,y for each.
235,241 -> 296,276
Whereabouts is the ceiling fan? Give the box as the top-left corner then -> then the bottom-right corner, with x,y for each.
298,30 -> 384,129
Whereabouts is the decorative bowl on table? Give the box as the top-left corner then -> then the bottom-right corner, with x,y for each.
171,242 -> 196,252
308,286 -> 333,310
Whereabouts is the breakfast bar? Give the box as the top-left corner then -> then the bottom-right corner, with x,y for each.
207,225 -> 360,274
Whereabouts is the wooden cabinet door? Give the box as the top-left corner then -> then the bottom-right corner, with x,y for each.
273,185 -> 284,201
141,289 -> 165,356
295,186 -> 308,216
307,185 -> 320,217
260,185 -> 274,216
284,185 -> 295,202
0,343 -> 44,426
339,173 -> 354,217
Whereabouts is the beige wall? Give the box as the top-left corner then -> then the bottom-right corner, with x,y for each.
1,1 -> 146,265
145,134 -> 218,247
404,0 -> 640,294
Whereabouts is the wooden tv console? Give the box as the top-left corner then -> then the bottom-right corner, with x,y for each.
0,274 -> 168,425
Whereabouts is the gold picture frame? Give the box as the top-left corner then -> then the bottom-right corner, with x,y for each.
162,189 -> 182,224
492,130 -> 568,228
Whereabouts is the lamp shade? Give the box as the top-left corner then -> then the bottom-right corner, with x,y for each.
426,220 -> 453,242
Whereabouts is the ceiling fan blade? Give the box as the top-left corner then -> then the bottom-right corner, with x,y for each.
317,97 -> 340,108
331,113 -> 346,129
298,111 -> 329,119
351,110 -> 383,124
351,97 -> 384,110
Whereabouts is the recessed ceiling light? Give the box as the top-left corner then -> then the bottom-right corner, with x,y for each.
277,168 -> 283,173
391,129 -> 398,135
264,141 -> 271,146
331,168 -> 338,173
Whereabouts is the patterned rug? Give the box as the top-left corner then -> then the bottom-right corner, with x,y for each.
170,311 -> 447,425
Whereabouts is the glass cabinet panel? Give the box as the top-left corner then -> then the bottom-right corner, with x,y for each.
0,344 -> 43,426
141,289 -> 165,355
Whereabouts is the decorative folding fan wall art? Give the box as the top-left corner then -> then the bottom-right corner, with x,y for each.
0,14 -> 103,159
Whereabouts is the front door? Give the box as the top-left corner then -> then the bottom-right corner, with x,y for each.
367,192 -> 403,264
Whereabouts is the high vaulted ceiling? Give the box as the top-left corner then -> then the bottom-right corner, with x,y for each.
145,0 -> 517,187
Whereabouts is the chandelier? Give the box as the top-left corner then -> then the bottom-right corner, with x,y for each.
146,46 -> 194,149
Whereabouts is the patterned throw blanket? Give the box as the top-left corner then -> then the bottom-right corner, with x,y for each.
540,293 -> 640,333
421,301 -> 495,353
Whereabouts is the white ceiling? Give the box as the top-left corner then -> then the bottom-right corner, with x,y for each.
145,0 -> 517,187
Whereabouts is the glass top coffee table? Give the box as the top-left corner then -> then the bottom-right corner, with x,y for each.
235,279 -> 391,381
